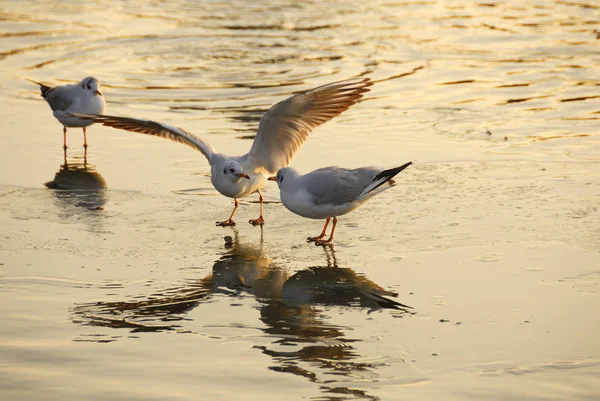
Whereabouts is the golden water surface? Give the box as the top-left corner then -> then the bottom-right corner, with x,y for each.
1,1 -> 599,400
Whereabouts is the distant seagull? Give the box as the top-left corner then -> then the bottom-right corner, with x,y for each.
71,78 -> 372,227
269,162 -> 412,245
27,76 -> 106,149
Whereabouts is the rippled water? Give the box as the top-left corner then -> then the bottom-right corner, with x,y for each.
1,1 -> 599,400
3,0 -> 599,163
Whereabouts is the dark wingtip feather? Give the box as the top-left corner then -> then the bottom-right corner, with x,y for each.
26,78 -> 52,99
372,161 -> 412,184
359,161 -> 412,197
39,85 -> 52,99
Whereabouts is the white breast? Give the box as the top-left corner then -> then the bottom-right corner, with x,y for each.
55,93 -> 106,128
211,170 -> 267,199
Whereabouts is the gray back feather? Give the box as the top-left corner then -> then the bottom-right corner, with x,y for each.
45,85 -> 73,111
304,166 -> 380,206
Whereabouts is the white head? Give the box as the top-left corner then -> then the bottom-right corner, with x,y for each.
80,76 -> 102,96
222,160 -> 250,182
269,167 -> 299,190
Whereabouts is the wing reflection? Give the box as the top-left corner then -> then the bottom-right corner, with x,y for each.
45,148 -> 107,210
72,231 -> 412,397
252,244 -> 412,398
212,231 -> 412,311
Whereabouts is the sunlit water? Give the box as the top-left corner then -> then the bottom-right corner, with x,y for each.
1,1 -> 599,400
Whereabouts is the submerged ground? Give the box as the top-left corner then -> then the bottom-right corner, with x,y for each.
1,1 -> 599,400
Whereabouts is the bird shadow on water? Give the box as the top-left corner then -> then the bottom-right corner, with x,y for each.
71,228 -> 413,400
45,147 -> 107,211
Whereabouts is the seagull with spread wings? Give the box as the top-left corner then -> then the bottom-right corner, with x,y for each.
72,78 -> 372,226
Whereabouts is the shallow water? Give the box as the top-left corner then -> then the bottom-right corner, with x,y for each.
1,1 -> 599,400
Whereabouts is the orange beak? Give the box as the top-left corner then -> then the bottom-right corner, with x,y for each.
95,90 -> 102,96
239,173 -> 250,179
267,176 -> 276,181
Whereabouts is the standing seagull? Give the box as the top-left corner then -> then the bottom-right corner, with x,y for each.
27,76 -> 106,149
269,162 -> 412,245
72,78 -> 372,226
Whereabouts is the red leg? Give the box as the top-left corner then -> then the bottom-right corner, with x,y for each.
249,190 -> 265,226
216,199 -> 238,227
307,217 -> 331,242
83,127 -> 88,148
63,126 -> 67,149
316,217 -> 338,245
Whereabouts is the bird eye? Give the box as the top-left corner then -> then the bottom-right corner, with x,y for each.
229,168 -> 234,173
87,84 -> 91,90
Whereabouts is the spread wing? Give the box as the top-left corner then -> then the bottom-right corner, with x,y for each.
244,78 -> 372,174
69,113 -> 215,164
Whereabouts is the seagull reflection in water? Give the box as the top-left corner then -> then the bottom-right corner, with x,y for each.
45,147 -> 107,211
72,230 -> 412,396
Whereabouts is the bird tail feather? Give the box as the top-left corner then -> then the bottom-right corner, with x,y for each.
358,161 -> 412,198
26,78 -> 53,99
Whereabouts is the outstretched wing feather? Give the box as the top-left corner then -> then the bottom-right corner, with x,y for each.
245,78 -> 372,174
69,113 -> 215,163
